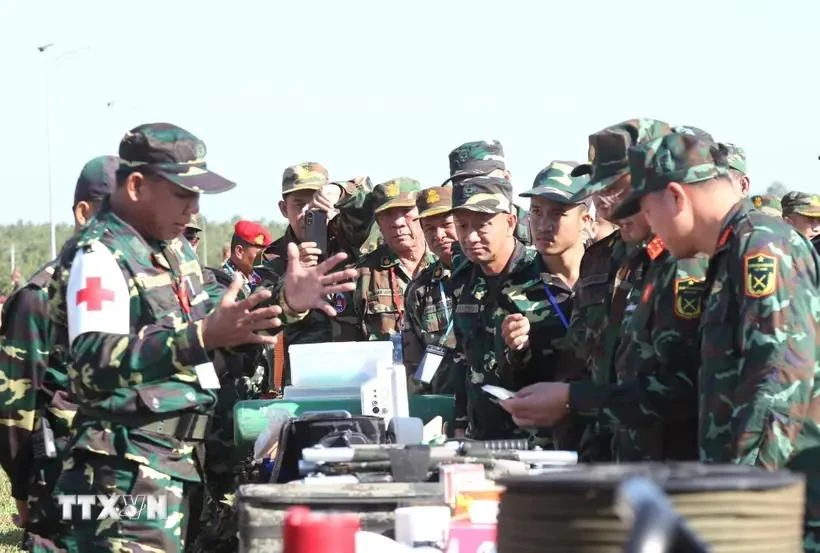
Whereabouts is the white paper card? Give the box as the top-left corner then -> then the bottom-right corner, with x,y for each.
195,362 -> 221,389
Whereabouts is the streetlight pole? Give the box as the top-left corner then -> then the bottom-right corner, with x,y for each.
37,43 -> 91,259
38,43 -> 56,259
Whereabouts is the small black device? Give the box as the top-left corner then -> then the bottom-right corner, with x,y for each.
304,209 -> 328,256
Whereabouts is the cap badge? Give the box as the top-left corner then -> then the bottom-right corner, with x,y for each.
385,181 -> 400,198
254,234 -> 265,246
426,189 -> 440,204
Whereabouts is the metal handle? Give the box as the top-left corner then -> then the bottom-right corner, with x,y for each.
616,477 -> 712,553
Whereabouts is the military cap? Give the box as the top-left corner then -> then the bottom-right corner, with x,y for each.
75,155 -> 118,207
721,143 -> 747,174
671,125 -> 714,141
452,176 -> 513,214
442,140 -> 506,185
373,177 -> 421,214
186,213 -> 203,232
613,132 -> 729,220
781,191 -> 820,218
416,186 -> 453,219
234,220 -> 273,247
282,162 -> 329,195
750,195 -> 782,217
519,161 -> 590,204
570,118 -> 672,198
118,123 -> 235,194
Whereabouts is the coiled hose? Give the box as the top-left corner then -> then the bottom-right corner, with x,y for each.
496,462 -> 805,553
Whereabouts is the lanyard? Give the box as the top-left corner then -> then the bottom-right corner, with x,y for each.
437,280 -> 454,347
544,284 -> 570,330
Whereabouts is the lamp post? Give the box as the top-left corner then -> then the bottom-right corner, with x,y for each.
37,43 -> 91,259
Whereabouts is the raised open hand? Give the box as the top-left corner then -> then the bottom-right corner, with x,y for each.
282,242 -> 358,317
202,273 -> 282,349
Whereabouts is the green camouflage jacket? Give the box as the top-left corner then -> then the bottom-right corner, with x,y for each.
0,260 -> 75,501
452,242 -> 569,440
47,208 -> 299,483
256,179 -> 376,386
506,254 -> 586,450
336,244 -> 437,343
699,200 -> 820,549
563,230 -> 631,461
571,242 -> 707,462
401,259 -> 458,394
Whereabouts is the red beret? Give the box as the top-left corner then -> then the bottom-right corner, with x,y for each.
234,220 -> 273,247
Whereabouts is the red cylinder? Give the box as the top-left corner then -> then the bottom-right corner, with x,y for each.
283,506 -> 360,553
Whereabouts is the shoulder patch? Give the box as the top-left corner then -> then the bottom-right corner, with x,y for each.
673,277 -> 705,319
743,252 -> 777,298
66,241 -> 130,345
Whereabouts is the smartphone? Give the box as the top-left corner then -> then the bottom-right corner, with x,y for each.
304,210 -> 328,256
482,384 -> 515,403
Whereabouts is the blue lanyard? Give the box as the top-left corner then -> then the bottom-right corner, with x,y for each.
544,284 -> 570,330
438,280 -> 454,347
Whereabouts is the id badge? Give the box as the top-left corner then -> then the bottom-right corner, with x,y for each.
415,345 -> 447,384
195,362 -> 221,389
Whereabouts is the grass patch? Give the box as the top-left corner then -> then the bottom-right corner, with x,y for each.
0,471 -> 24,553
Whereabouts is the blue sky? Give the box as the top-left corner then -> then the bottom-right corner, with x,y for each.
1,0 -> 818,225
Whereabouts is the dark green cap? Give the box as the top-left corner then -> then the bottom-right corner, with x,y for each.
519,161 -> 590,204
782,191 -> 820,217
570,118 -> 672,198
452,176 -> 513,214
373,177 -> 421,214
75,155 -> 118,207
416,186 -> 453,218
613,132 -> 729,219
282,162 -> 329,195
118,123 -> 235,194
442,140 -> 506,185
721,143 -> 747,174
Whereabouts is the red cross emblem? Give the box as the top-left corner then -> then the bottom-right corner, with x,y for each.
76,277 -> 115,311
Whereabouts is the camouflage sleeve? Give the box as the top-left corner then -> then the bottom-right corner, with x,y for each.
330,177 -> 377,258
401,278 -> 427,377
54,262 -> 212,391
580,257 -> 705,429
0,286 -> 50,499
728,237 -> 818,467
450,281 -> 469,430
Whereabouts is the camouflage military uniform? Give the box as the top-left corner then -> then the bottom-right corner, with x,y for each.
331,179 -> 436,343
449,176 -> 556,440
48,124 -> 302,553
0,155 -> 116,551
401,186 -> 458,395
0,261 -> 75,550
702,203 -> 820,553
626,132 -> 820,551
569,239 -> 708,462
257,168 -> 377,386
443,140 -> 531,247
563,118 -> 673,462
